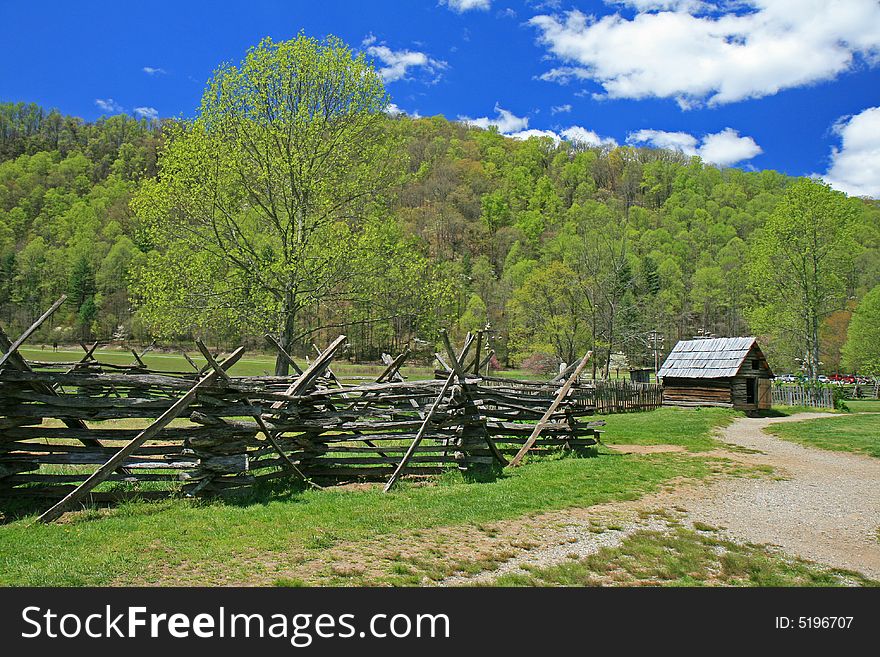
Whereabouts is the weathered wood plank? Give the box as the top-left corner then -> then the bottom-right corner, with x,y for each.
36,346 -> 245,523
384,333 -> 475,493
508,351 -> 592,467
0,295 -> 67,370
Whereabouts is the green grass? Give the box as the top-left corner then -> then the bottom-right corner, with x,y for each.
490,526 -> 878,587
764,405 -> 839,417
599,407 -> 739,452
765,413 -> 880,458
19,346 -> 544,381
0,450 -> 717,586
19,346 -> 433,379
845,400 -> 880,413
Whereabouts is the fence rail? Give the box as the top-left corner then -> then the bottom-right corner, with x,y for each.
833,382 -> 880,400
480,377 -> 663,414
771,385 -> 835,409
577,380 -> 664,413
1,310 -> 610,517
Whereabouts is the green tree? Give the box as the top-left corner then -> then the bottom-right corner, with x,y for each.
508,261 -> 588,365
748,179 -> 859,378
459,293 -> 488,333
131,35 -> 402,373
842,285 -> 880,376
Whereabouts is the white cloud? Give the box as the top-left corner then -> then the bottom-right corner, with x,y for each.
627,127 -> 761,166
95,98 -> 124,113
460,103 -> 529,133
442,0 -> 491,12
366,45 -> 446,83
134,106 -> 159,120
698,128 -> 762,167
610,0 -> 708,11
530,1 -> 880,108
460,104 -> 617,148
508,128 -> 562,142
560,125 -> 618,148
385,103 -> 422,119
821,106 -> 880,198
628,129 -> 699,155
551,103 -> 572,114
362,33 -> 377,47
142,66 -> 166,75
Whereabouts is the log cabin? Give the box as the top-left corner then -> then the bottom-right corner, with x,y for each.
658,337 -> 773,412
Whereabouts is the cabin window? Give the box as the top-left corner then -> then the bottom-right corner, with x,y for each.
752,359 -> 761,370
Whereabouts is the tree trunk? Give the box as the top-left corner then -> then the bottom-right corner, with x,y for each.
605,303 -> 616,380
274,293 -> 296,377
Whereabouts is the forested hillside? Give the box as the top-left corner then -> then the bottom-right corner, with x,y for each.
1,101 -> 879,374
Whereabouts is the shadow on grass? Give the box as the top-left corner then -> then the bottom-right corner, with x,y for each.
0,477 -> 315,524
0,448 -> 602,524
753,409 -> 795,418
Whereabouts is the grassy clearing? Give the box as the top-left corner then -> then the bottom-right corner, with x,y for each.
845,400 -> 880,413
489,525 -> 878,587
764,405 -> 839,417
18,346 -> 653,382
765,413 -> 880,459
19,346 -> 434,378
599,407 -> 739,452
0,450 -> 718,586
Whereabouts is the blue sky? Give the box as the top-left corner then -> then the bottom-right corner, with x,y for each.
2,0 -> 879,196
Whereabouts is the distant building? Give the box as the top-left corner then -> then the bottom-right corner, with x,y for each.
658,337 -> 773,411
629,368 -> 652,384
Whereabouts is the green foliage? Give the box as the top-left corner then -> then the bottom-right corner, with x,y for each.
1,57 -> 879,371
748,179 -> 860,376
130,35 -> 404,369
842,284 -> 880,375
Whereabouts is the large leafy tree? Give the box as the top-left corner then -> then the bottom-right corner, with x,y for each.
842,285 -> 880,376
131,35 -> 402,373
748,179 -> 859,378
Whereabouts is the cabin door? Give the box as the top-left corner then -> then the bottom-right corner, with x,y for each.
746,378 -> 757,405
758,379 -> 772,409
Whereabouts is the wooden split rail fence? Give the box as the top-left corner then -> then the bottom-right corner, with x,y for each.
478,375 -> 663,414
0,300 -> 623,521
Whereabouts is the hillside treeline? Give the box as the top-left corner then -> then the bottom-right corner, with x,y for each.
1,101 -> 879,374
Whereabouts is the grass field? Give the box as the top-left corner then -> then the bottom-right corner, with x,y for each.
18,346 -> 547,381
763,405 -> 839,416
489,523 -> 878,587
598,407 -> 738,451
765,412 -> 880,459
0,403 -> 746,586
19,346 -> 436,379
844,400 -> 880,413
0,451 -> 720,586
4,356 -> 860,587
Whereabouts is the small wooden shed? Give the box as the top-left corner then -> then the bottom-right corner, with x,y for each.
658,337 -> 773,411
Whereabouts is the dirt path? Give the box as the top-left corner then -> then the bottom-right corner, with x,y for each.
677,413 -> 880,577
441,413 -> 880,585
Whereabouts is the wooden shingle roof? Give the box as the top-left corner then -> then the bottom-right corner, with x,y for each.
658,337 -> 765,379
